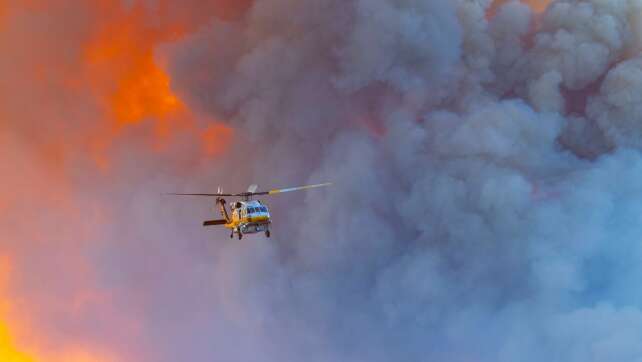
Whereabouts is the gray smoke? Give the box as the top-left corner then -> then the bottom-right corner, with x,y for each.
144,0 -> 642,361
6,0 -> 642,362
84,0 -> 642,360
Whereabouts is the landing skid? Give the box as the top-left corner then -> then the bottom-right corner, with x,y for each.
229,229 -> 269,239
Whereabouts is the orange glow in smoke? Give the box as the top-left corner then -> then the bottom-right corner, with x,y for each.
0,324 -> 36,362
84,2 -> 186,126
0,259 -> 113,362
1,1 -> 240,360
524,0 -> 552,12
80,0 -> 235,166
0,259 -> 36,362
108,58 -> 182,125
0,1 -> 6,26
202,123 -> 234,157
489,0 -> 552,16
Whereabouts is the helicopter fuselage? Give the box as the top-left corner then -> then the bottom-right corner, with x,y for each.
226,200 -> 271,236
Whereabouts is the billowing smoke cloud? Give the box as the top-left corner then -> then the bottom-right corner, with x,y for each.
5,0 -> 642,361
165,0 -> 642,360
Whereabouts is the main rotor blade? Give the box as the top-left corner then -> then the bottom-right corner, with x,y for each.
255,182 -> 332,195
168,182 -> 331,198
167,193 -> 236,197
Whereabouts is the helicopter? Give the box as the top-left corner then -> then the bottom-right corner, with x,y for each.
170,182 -> 331,239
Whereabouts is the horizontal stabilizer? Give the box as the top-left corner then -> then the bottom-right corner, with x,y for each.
203,219 -> 227,227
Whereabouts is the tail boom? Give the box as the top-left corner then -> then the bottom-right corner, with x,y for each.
216,197 -> 231,223
203,219 -> 227,227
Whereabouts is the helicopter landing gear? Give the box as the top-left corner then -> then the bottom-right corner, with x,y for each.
238,229 -> 243,240
230,231 -> 234,239
265,230 -> 271,238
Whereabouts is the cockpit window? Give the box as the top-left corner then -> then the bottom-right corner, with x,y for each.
249,207 -> 256,213
261,207 -> 268,212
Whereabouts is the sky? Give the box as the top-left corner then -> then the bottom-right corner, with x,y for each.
6,0 -> 642,361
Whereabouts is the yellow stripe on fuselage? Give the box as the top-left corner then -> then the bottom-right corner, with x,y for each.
224,216 -> 270,229
244,215 -> 270,223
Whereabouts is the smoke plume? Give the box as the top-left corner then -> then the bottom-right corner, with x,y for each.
4,0 -> 642,361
